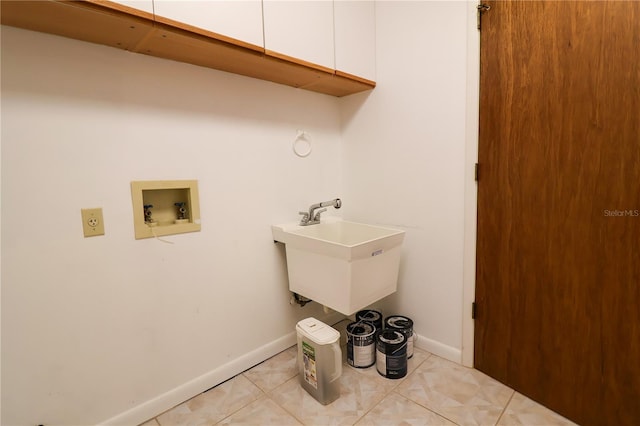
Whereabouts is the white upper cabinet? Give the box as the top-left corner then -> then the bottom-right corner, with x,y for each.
110,0 -> 154,15
153,0 -> 264,49
263,0 -> 335,70
334,1 -> 376,81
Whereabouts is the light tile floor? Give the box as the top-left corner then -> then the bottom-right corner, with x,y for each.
140,320 -> 577,426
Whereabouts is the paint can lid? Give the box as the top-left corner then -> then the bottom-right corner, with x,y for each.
356,310 -> 382,322
386,316 -> 413,329
347,321 -> 375,336
379,329 -> 405,345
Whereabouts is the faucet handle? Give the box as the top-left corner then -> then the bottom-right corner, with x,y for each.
313,208 -> 327,221
298,211 -> 310,224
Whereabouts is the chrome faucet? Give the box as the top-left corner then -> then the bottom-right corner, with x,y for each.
299,198 -> 342,226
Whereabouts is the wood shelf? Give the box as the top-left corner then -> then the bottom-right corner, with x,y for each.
0,0 -> 376,97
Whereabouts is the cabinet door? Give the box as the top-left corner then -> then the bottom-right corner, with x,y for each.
108,0 -> 154,16
153,0 -> 264,49
334,0 -> 375,81
263,0 -> 334,71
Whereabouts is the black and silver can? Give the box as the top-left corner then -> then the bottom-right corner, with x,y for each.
384,315 -> 414,358
356,309 -> 383,332
376,329 -> 407,379
346,321 -> 376,368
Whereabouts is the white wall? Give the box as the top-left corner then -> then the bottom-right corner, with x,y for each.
1,26 -> 345,426
1,1 -> 479,424
341,1 -> 473,362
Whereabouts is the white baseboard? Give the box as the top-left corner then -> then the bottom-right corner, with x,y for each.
99,311 -> 344,426
413,333 -> 462,364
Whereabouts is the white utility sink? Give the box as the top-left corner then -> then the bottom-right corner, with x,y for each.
272,217 -> 405,315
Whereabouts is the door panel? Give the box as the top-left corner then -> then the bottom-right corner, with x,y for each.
475,2 -> 640,425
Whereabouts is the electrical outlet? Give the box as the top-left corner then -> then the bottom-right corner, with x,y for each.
81,208 -> 105,237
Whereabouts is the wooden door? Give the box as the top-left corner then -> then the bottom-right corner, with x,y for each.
475,1 -> 640,425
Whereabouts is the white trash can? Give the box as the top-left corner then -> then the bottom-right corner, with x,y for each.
296,317 -> 342,405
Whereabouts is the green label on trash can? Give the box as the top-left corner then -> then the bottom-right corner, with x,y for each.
302,341 -> 317,389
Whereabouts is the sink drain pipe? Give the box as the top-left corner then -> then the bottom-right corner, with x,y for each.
291,292 -> 313,307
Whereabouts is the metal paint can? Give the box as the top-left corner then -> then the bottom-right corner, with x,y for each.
384,315 -> 414,358
346,321 -> 376,368
376,329 -> 407,379
356,309 -> 383,332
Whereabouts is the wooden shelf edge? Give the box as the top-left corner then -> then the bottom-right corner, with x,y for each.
133,25 -> 328,91
336,70 -> 376,88
83,0 -> 154,20
301,73 -> 376,98
265,49 -> 335,75
1,0 -> 155,52
154,14 -> 264,54
0,0 -> 376,97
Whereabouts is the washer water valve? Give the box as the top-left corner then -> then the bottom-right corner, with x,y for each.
144,204 -> 157,227
174,202 -> 189,224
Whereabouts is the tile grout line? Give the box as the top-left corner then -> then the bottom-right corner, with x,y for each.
391,353 -> 463,425
391,353 -> 494,426
264,375 -> 308,425
265,346 -> 431,425
390,390 -> 462,426
246,340 -> 326,425
236,347 -> 302,424
494,388 -> 516,426
351,372 -> 397,425
351,351 -> 433,425
154,326 -> 445,426
215,378 -> 270,425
